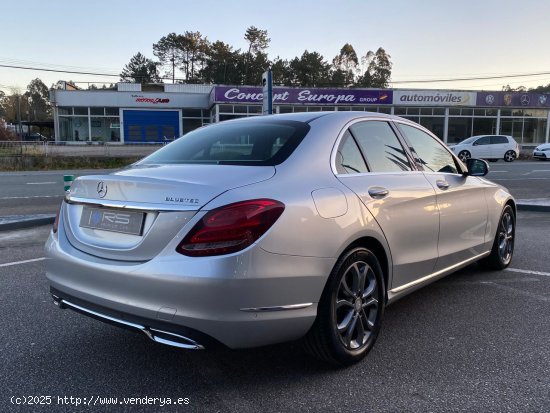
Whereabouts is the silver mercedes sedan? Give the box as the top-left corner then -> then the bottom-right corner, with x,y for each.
45,112 -> 516,365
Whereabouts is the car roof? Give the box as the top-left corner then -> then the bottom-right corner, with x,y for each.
224,110 -> 399,125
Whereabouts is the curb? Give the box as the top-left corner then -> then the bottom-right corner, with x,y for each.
517,203 -> 550,212
0,215 -> 56,232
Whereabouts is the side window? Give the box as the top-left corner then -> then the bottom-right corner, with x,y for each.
349,121 -> 412,172
398,123 -> 459,174
474,136 -> 491,146
491,135 -> 508,144
335,130 -> 368,174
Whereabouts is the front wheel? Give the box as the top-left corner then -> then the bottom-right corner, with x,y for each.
504,150 -> 517,162
458,150 -> 471,163
479,205 -> 515,270
303,247 -> 385,365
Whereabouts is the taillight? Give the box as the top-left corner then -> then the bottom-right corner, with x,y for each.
177,199 -> 285,257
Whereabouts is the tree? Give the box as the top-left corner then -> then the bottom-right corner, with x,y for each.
180,31 -> 208,82
26,78 -> 51,120
289,51 -> 331,87
502,84 -> 527,92
332,43 -> 359,87
357,47 -> 393,88
271,57 -> 293,86
201,40 -> 241,84
153,33 -> 184,83
120,52 -> 162,83
244,26 -> 270,84
528,83 -> 550,93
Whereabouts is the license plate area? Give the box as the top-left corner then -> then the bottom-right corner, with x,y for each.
79,206 -> 145,235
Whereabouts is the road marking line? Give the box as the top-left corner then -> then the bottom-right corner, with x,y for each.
26,182 -> 57,185
0,195 -> 63,200
0,257 -> 46,268
506,268 -> 550,277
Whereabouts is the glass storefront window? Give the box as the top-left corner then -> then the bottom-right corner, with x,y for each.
58,107 -> 72,115
58,116 -> 90,141
105,107 -> 119,116
90,107 -> 104,116
448,117 -> 473,143
90,117 -> 120,141
74,107 -> 88,116
278,106 -> 293,113
472,117 -> 497,136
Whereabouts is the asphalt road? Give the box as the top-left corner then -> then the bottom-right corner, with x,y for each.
0,161 -> 548,218
0,211 -> 548,413
486,160 -> 550,199
0,169 -> 116,216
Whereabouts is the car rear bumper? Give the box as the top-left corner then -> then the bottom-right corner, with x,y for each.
45,223 -> 333,349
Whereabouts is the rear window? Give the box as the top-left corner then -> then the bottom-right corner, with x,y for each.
491,135 -> 509,144
138,120 -> 310,166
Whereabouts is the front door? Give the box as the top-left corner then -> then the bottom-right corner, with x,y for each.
396,123 -> 489,271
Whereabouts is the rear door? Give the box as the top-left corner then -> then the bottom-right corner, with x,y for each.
396,122 -> 489,271
334,120 -> 440,289
490,135 -> 509,159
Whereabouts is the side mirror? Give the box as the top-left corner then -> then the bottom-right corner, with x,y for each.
464,158 -> 489,177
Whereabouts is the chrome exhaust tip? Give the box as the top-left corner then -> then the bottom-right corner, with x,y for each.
53,296 -> 204,350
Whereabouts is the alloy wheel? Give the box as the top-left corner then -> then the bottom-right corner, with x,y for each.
334,261 -> 379,350
459,151 -> 471,162
498,210 -> 514,265
504,151 -> 516,162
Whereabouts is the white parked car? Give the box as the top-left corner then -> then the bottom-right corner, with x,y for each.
533,143 -> 550,160
449,135 -> 519,163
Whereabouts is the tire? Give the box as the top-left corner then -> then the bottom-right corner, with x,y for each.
458,150 -> 471,163
504,150 -> 517,162
303,247 -> 385,366
479,205 -> 515,270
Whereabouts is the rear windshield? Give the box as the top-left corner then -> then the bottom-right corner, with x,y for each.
138,120 -> 310,166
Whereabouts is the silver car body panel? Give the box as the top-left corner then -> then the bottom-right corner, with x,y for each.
45,111 -> 515,349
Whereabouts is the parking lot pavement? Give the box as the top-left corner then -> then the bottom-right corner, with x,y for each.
0,211 -> 548,413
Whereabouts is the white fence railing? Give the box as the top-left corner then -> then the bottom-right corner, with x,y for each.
0,141 -> 166,157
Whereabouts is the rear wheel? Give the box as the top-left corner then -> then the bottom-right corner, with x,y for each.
458,150 -> 471,163
504,150 -> 516,162
480,205 -> 515,270
303,247 -> 385,366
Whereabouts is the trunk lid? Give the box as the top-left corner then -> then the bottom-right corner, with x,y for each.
63,164 -> 275,261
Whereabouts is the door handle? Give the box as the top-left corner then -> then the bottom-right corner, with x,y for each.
436,180 -> 450,190
368,187 -> 389,199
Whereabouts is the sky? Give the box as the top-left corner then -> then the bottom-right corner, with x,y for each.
1,0 -> 550,93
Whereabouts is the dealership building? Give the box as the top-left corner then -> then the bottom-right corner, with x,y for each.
49,82 -> 550,146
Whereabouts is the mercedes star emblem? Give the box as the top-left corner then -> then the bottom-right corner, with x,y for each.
520,94 -> 530,106
97,181 -> 108,198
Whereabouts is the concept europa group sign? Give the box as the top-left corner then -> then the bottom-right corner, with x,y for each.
213,86 -> 393,105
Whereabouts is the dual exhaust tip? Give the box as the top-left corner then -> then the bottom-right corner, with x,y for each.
52,294 -> 204,350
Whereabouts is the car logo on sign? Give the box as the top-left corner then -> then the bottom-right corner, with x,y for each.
539,95 -> 547,105
485,95 -> 495,105
520,94 -> 530,106
97,181 -> 107,198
